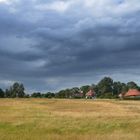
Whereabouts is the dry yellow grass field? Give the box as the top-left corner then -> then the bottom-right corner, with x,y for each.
0,99 -> 140,140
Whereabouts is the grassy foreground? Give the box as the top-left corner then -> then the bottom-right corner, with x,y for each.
0,99 -> 140,140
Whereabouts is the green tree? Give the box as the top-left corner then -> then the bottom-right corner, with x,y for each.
127,81 -> 138,89
5,88 -> 12,98
31,92 -> 42,98
121,83 -> 128,93
97,77 -> 113,97
42,92 -> 55,98
71,87 -> 80,94
113,82 -> 123,96
0,88 -> 4,98
10,82 -> 25,98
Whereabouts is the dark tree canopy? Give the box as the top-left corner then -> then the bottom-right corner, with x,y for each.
97,77 -> 113,95
10,83 -> 25,98
0,88 -> 4,98
127,82 -> 138,89
3,82 -> 25,98
113,82 -> 123,95
31,92 -> 42,98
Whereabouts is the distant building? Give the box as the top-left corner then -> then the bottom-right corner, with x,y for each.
119,89 -> 140,99
86,89 -> 96,99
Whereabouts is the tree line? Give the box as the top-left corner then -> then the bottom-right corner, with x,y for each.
0,77 -> 139,98
55,77 -> 140,99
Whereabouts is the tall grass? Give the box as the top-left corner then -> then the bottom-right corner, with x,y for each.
0,99 -> 140,140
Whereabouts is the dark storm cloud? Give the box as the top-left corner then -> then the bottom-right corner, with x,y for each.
0,0 -> 140,92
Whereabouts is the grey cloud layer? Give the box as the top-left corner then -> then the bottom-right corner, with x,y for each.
0,0 -> 140,92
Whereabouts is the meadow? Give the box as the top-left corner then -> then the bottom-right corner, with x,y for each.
0,99 -> 140,140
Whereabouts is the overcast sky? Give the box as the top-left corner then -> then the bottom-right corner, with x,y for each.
0,0 -> 140,93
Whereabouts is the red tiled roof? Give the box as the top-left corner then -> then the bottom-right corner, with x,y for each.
124,89 -> 140,97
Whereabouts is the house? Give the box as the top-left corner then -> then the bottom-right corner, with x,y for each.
119,89 -> 140,99
124,89 -> 140,99
86,89 -> 96,99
